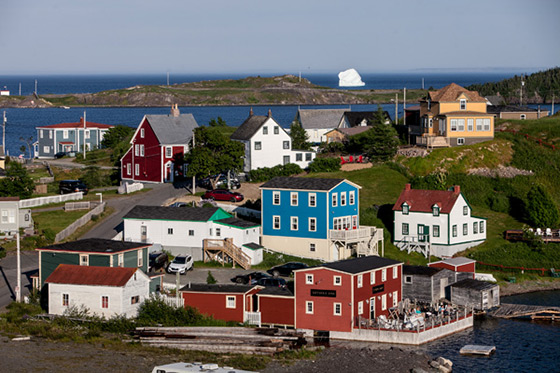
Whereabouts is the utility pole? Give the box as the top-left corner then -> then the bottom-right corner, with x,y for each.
552,93 -> 555,117
83,111 -> 87,160
15,212 -> 21,302
520,80 -> 524,106
394,93 -> 398,124
34,79 -> 37,95
2,111 -> 6,157
167,71 -> 170,86
191,131 -> 196,195
422,78 -> 425,90
403,87 -> 407,126
18,83 -> 21,96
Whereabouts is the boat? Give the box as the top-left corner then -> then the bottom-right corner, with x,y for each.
151,362 -> 257,373
460,345 -> 496,356
60,106 -> 70,109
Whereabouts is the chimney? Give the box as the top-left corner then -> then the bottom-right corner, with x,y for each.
268,109 -> 272,117
404,183 -> 411,191
170,103 -> 180,117
538,105 -> 541,119
453,185 -> 460,194
249,107 -> 254,116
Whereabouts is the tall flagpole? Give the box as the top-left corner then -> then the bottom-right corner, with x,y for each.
83,111 -> 87,160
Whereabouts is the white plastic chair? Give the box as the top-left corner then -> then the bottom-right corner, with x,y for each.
546,228 -> 552,236
536,228 -> 543,236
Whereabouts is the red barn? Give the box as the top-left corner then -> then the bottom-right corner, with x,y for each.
429,257 -> 476,279
256,287 -> 294,327
180,284 -> 261,323
121,104 -> 198,183
294,256 -> 402,333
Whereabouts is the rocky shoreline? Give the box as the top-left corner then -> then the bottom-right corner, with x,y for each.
499,278 -> 560,297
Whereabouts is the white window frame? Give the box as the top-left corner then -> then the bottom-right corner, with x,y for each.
520,114 -> 526,120
334,276 -> 341,286
43,146 -> 49,154
63,129 -> 69,139
85,129 -> 90,139
392,291 -> 398,307
306,274 -> 314,285
402,203 -> 409,215
404,275 -> 413,284
291,192 -> 298,206
49,130 -> 52,139
463,206 -> 468,215
283,141 -> 290,149
273,191 -> 280,205
140,144 -> 144,156
226,296 -> 236,309
357,274 -> 363,288
291,216 -> 298,231
309,217 -> 316,232
135,164 -> 139,176
306,301 -> 314,314
392,266 -> 398,279
457,138 -> 465,145
127,163 -> 131,175
79,254 -> 88,266
40,129 -> 44,139
333,302 -> 342,316
358,301 -> 363,315
332,193 -> 337,207
349,190 -> 355,205
118,254 -> 124,267
460,99 -> 466,110
138,250 -> 143,267
457,119 -> 465,131
273,215 -> 281,230
101,295 -> 109,309
381,294 -> 387,311
166,146 -> 172,157
168,228 -> 173,235
480,221 -> 485,233
134,144 -> 139,156
308,193 -> 316,207
381,269 -> 387,282
62,293 -> 69,307
140,128 -> 145,138
467,119 -> 474,132
340,192 -> 346,206
476,118 -> 483,131
483,118 -> 491,131
450,119 -> 457,132
370,270 -> 376,284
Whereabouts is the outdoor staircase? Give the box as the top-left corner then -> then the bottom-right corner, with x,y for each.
203,238 -> 251,270
395,237 -> 431,258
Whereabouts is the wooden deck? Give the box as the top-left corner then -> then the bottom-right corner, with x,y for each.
489,303 -> 560,320
505,229 -> 560,243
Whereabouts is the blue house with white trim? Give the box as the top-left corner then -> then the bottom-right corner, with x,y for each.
260,177 -> 383,262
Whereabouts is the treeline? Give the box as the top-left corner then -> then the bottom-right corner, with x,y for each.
467,67 -> 560,104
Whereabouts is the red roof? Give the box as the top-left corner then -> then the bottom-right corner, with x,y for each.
0,197 -> 20,201
45,264 -> 138,287
392,184 -> 461,214
37,121 -> 114,129
59,141 -> 74,145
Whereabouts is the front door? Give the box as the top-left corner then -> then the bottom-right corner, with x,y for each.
440,277 -> 448,299
370,297 -> 376,320
141,225 -> 147,243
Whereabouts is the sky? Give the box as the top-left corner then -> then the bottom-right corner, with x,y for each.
1,0 -> 559,74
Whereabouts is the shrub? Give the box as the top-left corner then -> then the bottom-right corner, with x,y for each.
249,163 -> 303,182
136,296 -> 204,326
206,271 -> 217,284
308,157 -> 341,173
488,193 -> 510,213
525,184 -> 559,227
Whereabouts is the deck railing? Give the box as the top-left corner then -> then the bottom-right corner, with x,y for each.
329,226 -> 375,241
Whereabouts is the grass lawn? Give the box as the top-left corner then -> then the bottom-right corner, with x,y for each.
33,209 -> 90,234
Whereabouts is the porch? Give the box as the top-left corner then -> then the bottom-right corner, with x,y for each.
395,235 -> 431,258
416,135 -> 450,150
329,226 -> 384,257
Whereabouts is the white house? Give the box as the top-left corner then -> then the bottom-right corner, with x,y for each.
393,184 -> 486,258
294,108 -> 347,144
0,197 -> 33,235
123,206 -> 262,263
45,264 -> 151,318
231,109 -> 315,173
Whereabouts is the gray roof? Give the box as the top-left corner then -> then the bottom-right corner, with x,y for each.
403,265 -> 443,276
215,217 -> 260,229
322,256 -> 401,274
451,278 -> 497,291
180,283 -> 257,293
124,206 -> 222,222
297,109 -> 347,130
436,257 -> 476,267
38,238 -> 149,253
145,114 -> 198,145
257,287 -> 294,297
230,115 -> 269,141
261,176 -> 345,191
243,243 -> 264,250
486,105 -> 543,114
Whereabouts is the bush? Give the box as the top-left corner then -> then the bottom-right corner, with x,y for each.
488,193 -> 510,213
308,157 -> 341,173
206,271 -> 217,284
249,163 -> 303,182
136,296 -> 204,326
525,184 -> 559,227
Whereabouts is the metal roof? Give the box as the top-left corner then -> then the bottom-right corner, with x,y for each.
45,264 -> 141,287
145,113 -> 198,145
124,205 -> 225,222
180,283 -> 257,293
38,238 -> 149,253
297,109 -> 347,130
321,256 -> 401,274
261,176 -> 345,191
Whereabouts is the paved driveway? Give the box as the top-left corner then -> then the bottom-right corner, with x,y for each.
0,251 -> 38,310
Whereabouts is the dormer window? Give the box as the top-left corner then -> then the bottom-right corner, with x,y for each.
432,205 -> 440,216
402,203 -> 409,215
460,99 -> 466,110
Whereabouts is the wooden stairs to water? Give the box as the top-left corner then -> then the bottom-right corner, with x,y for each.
203,238 -> 251,270
489,303 -> 560,320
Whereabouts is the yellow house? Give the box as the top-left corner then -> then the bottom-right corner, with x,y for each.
418,83 -> 494,148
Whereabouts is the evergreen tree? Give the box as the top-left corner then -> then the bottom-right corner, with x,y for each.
0,162 -> 35,199
289,122 -> 311,150
525,184 -> 559,227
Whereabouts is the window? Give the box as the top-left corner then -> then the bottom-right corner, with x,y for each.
404,275 -> 413,284
85,130 -> 90,139
80,254 -> 88,266
49,131 -> 52,139
273,216 -> 280,230
209,228 -> 212,236
140,128 -> 145,138
332,193 -> 337,207
138,250 -> 143,267
291,216 -> 298,231
309,218 -> 316,232
476,119 -> 483,131
189,230 -> 194,236
452,225 -> 457,237
62,294 -> 69,307
473,222 -> 478,234
215,228 -> 221,237
392,266 -> 398,279
432,205 -> 439,216
463,223 -> 468,235
127,164 -> 131,175
308,193 -> 316,207
520,114 -> 526,120
273,191 -> 280,205
333,303 -> 342,316
134,144 -> 139,156
480,221 -> 485,233
460,99 -> 466,110
40,130 -> 44,139
402,223 -> 409,235
166,146 -> 172,157
283,141 -> 290,149
226,296 -> 236,309
254,141 -> 261,150
467,119 -> 474,132
450,119 -> 457,131
402,203 -> 409,215
358,301 -> 363,315
349,191 -> 355,205
483,119 -> 491,131
305,153 -> 312,161
131,296 -> 140,305
429,118 -> 433,128
274,126 -> 279,134
43,146 -> 49,154
457,138 -> 465,145
291,192 -> 298,206
140,144 -> 144,156
463,206 -> 468,215
168,228 -> 174,235
357,274 -> 363,288
370,271 -> 376,284
118,254 -> 124,267
457,119 -> 465,131
433,225 -> 440,237
3,211 -> 11,224
135,164 -> 139,176
381,269 -> 387,282
381,294 -> 387,311
63,130 -> 69,139
101,296 -> 109,309
306,274 -> 314,284
306,301 -> 314,314
310,243 -> 316,252
283,155 -> 290,165
352,216 -> 357,229
334,276 -> 341,286
341,192 -> 346,206
296,153 -> 302,162
263,126 -> 268,135
393,291 -> 398,307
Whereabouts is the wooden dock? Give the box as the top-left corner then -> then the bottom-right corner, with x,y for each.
489,303 -> 560,320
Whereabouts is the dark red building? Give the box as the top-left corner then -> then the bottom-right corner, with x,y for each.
294,256 -> 402,333
429,257 -> 476,279
121,105 -> 198,183
256,287 -> 294,327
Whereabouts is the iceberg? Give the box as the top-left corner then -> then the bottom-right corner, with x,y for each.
338,68 -> 365,87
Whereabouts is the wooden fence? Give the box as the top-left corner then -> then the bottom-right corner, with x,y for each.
498,129 -> 558,150
64,202 -> 91,211
19,192 -> 83,208
55,202 -> 106,242
476,260 -> 558,276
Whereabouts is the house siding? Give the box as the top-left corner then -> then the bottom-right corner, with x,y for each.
181,292 -> 246,322
258,295 -> 295,326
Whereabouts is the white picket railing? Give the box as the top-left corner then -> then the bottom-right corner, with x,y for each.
64,202 -> 91,211
118,182 -> 144,194
244,311 -> 261,326
55,202 -> 106,242
19,192 -> 83,208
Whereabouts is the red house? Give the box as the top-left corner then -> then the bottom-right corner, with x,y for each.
256,287 -> 294,327
429,257 -> 476,279
180,284 -> 261,323
294,256 -> 402,333
121,104 -> 198,183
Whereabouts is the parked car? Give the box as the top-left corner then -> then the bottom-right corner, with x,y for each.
267,262 -> 309,277
59,180 -> 89,195
166,255 -> 194,275
169,202 -> 189,207
230,271 -> 270,285
202,189 -> 244,202
149,251 -> 169,272
199,174 -> 241,190
256,277 -> 287,288
54,151 -> 67,159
